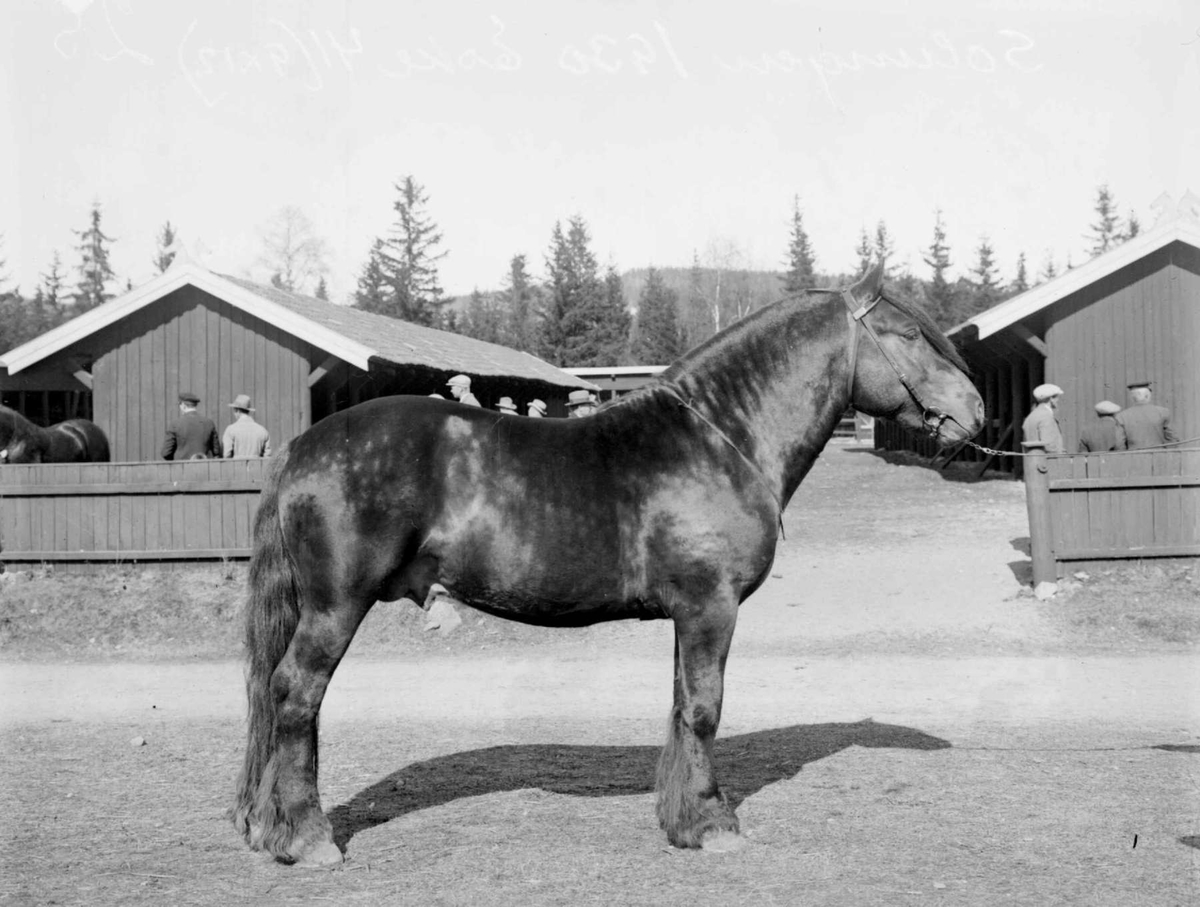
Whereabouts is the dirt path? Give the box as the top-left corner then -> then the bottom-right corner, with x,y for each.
2,654 -> 1198,754
3,446 -> 1197,906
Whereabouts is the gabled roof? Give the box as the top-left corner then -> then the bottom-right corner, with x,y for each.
0,258 -> 594,390
949,194 -> 1200,342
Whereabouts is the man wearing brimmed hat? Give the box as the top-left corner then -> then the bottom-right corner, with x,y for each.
496,396 -> 518,414
161,391 -> 221,460
1078,400 -> 1121,453
567,389 -> 596,418
1022,383 -> 1064,453
1115,381 -> 1178,450
223,394 -> 272,458
446,374 -> 480,407
527,399 -> 547,418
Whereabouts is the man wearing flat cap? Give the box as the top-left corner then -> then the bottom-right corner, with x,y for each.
1022,383 -> 1064,453
223,394 -> 271,458
1115,381 -> 1178,450
161,391 -> 221,460
446,374 -> 480,407
1078,400 -> 1121,453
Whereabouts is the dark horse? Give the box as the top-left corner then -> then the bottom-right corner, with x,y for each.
233,263 -> 984,866
0,405 -> 110,463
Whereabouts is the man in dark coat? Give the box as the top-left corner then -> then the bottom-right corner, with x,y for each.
1114,382 -> 1179,450
1078,400 -> 1121,453
161,391 -> 221,460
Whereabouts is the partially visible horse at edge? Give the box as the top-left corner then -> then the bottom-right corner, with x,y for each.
233,262 -> 985,866
0,405 -> 110,463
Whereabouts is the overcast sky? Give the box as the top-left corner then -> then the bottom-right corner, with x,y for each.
2,0 -> 1197,304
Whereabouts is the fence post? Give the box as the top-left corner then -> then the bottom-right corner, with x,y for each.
1021,441 -> 1055,587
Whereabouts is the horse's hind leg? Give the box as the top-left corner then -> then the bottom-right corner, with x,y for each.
254,598 -> 369,867
655,594 -> 741,849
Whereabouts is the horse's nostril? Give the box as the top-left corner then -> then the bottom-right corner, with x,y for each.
975,399 -> 986,425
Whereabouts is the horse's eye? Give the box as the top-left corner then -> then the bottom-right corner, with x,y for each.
903,330 -> 920,341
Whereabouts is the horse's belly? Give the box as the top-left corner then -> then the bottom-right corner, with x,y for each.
446,583 -> 666,627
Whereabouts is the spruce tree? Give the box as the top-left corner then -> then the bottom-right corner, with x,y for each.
353,239 -> 389,313
72,202 -> 117,311
1086,184 -> 1120,256
1010,251 -> 1030,296
463,288 -> 504,344
782,195 -> 816,293
375,176 -> 447,326
922,209 -> 956,329
153,221 -> 177,273
682,250 -> 710,348
587,264 -> 632,365
314,276 -> 329,300
499,254 -> 541,353
631,267 -> 684,364
855,227 -> 873,275
38,251 -> 66,312
968,238 -> 1001,315
0,290 -> 29,354
542,216 -> 604,366
1123,209 -> 1141,241
874,220 -> 896,276
1038,250 -> 1058,284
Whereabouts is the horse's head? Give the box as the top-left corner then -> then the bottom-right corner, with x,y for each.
0,405 -> 38,464
845,263 -> 984,446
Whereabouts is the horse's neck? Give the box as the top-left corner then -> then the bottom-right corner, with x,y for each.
668,296 -> 852,505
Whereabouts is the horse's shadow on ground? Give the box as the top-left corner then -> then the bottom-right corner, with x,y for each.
329,719 -> 950,850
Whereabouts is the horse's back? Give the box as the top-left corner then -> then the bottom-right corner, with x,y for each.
49,419 -> 111,462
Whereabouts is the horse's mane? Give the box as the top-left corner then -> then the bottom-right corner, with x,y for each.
878,289 -> 970,374
602,285 -> 967,414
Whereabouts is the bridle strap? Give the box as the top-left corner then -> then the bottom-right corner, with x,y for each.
811,286 -> 959,439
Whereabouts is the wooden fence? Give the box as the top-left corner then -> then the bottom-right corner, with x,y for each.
1022,443 -> 1200,584
0,459 -> 271,567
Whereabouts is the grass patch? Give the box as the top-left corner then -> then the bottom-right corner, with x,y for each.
0,564 -> 246,660
1045,561 -> 1200,648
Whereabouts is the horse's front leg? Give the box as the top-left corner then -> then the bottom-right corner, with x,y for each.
655,594 -> 740,849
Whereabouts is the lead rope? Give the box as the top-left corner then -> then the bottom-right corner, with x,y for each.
659,384 -> 787,540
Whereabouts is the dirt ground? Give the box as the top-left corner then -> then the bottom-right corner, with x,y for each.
1,445 -> 1198,906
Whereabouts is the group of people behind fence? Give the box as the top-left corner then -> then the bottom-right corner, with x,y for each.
1022,380 -> 1180,454
161,391 -> 271,460
162,375 -> 605,460
432,374 -> 599,418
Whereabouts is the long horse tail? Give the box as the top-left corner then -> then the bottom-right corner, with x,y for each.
232,444 -> 298,842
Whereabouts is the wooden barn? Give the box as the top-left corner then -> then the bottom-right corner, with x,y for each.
0,255 -> 595,462
876,195 -> 1200,471
564,365 -> 669,401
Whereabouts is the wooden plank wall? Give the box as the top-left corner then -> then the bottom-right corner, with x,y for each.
1045,243 -> 1198,452
0,459 -> 270,565
1044,450 -> 1200,565
89,287 -> 314,461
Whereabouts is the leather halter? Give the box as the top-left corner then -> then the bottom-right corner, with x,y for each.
812,287 -> 959,440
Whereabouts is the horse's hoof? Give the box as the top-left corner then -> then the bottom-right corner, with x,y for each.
293,839 -> 343,869
700,829 -> 745,853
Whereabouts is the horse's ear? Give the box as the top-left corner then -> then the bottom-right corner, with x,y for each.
849,259 -> 885,299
